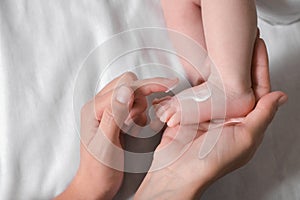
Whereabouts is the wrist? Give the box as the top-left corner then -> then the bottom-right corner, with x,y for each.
55,174 -> 108,200
72,170 -> 110,200
54,174 -> 106,200
135,169 -> 209,200
55,165 -> 116,200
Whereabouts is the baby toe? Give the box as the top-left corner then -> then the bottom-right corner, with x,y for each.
167,112 -> 181,127
155,103 -> 170,117
159,111 -> 170,123
159,106 -> 177,123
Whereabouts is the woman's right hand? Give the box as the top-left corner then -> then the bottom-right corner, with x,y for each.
55,72 -> 178,200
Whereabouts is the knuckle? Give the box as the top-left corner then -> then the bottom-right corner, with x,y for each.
80,101 -> 92,116
123,71 -> 137,81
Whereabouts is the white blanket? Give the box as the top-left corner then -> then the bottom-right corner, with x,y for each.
0,1 -> 299,200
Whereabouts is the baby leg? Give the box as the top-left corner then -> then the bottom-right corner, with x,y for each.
160,0 -> 257,126
161,0 -> 207,85
201,0 -> 257,117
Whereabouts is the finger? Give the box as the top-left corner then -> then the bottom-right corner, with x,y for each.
160,108 -> 174,123
98,109 -> 121,146
130,94 -> 148,118
98,86 -> 134,143
252,38 -> 271,100
96,72 -> 137,96
132,77 -> 179,96
94,90 -> 115,120
127,77 -> 178,123
243,91 -> 288,137
123,77 -> 178,123
89,108 -> 126,171
155,102 -> 171,118
94,72 -> 137,120
133,112 -> 148,127
150,116 -> 165,132
123,94 -> 147,127
84,86 -> 132,171
94,85 -> 134,121
167,112 -> 181,127
124,113 -> 148,128
153,96 -> 173,105
80,101 -> 100,145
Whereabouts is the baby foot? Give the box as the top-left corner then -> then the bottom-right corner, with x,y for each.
153,81 -> 255,127
153,83 -> 211,127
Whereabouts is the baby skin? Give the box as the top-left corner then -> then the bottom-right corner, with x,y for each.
155,0 -> 257,127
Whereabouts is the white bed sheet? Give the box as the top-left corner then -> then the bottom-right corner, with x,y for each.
0,1 -> 300,200
0,1 -> 170,199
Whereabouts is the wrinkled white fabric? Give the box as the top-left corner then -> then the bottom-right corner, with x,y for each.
0,0 -> 300,200
256,0 -> 300,25
0,1 -> 173,199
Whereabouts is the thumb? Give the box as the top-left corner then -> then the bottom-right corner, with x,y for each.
98,85 -> 133,143
244,91 -> 288,135
85,86 -> 132,171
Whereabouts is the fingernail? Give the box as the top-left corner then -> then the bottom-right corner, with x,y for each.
160,113 -> 168,123
278,95 -> 288,107
124,115 -> 134,126
167,120 -> 174,127
116,86 -> 132,104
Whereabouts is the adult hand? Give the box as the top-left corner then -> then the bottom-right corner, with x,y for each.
135,38 -> 288,199
55,72 -> 178,200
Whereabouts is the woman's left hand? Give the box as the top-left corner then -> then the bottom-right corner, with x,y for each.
135,38 -> 288,200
